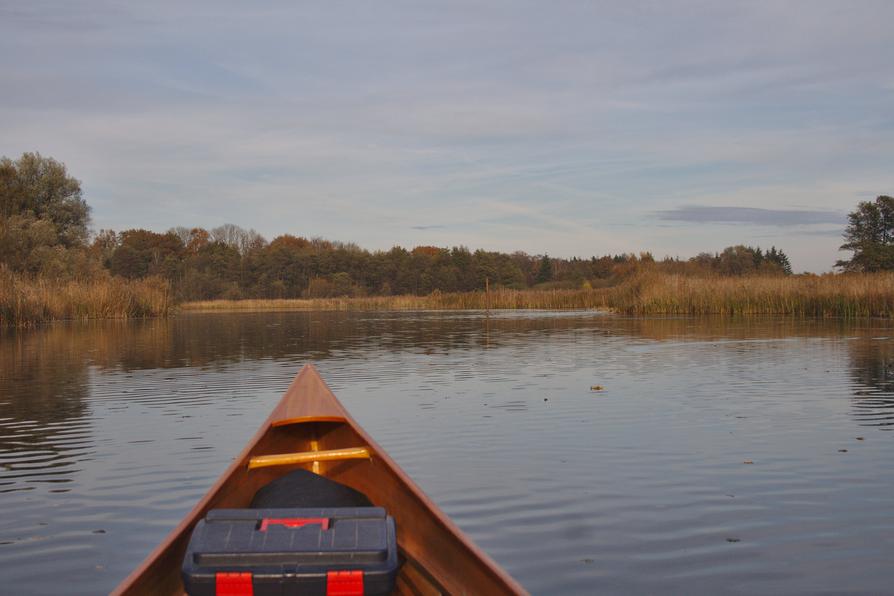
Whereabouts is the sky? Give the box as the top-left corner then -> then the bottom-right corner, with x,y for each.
1,1 -> 892,272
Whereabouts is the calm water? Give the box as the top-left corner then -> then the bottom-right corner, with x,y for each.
1,311 -> 893,595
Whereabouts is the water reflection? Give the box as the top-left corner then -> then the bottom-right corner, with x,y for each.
3,313 -> 894,480
0,329 -> 91,493
1,312 -> 878,369
848,334 -> 894,429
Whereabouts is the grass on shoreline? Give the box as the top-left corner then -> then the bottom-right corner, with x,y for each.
183,272 -> 894,318
605,272 -> 894,317
181,288 -> 609,312
8,271 -> 894,326
0,272 -> 172,326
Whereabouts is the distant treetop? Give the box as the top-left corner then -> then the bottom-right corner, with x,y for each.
837,195 -> 894,272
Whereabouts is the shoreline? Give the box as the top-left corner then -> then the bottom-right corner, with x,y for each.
181,272 -> 894,318
8,271 -> 894,326
180,288 -> 609,313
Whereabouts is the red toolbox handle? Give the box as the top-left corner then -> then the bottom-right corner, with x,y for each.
259,517 -> 330,531
216,572 -> 253,596
327,570 -> 363,596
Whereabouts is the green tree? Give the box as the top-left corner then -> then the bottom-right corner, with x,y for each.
536,255 -> 553,284
0,153 -> 89,247
716,246 -> 756,275
765,246 -> 792,275
0,153 -> 93,277
0,215 -> 59,273
837,196 -> 894,272
109,229 -> 183,279
90,229 -> 119,268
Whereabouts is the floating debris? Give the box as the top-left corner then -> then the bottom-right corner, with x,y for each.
580,558 -> 594,564
856,437 -> 865,441
726,538 -> 741,543
838,449 -> 848,453
92,529 -> 106,534
743,459 -> 754,464
590,385 -> 604,391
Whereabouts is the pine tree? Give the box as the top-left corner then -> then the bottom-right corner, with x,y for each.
766,246 -> 792,275
536,255 -> 552,284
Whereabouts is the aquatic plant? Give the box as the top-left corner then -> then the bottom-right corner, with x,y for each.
0,269 -> 172,326
182,272 -> 894,318
603,271 -> 894,317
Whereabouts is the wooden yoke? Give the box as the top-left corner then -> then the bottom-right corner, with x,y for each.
248,447 -> 371,470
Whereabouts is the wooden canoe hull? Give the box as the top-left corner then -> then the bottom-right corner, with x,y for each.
112,364 -> 526,595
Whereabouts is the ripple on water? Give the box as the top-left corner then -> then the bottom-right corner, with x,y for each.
3,313 -> 894,594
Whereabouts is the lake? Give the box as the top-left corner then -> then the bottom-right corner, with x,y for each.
1,311 -> 893,594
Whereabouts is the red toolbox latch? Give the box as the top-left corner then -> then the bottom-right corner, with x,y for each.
327,570 -> 364,596
259,517 -> 330,531
216,571 -> 253,596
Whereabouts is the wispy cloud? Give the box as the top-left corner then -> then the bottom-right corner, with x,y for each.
1,1 -> 892,272
656,205 -> 846,226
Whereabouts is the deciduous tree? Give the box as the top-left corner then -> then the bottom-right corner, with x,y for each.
0,152 -> 89,247
836,196 -> 894,272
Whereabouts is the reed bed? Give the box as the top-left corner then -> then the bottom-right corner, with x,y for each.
182,288 -> 611,312
0,272 -> 172,326
10,270 -> 893,325
184,273 -> 894,318
605,272 -> 894,317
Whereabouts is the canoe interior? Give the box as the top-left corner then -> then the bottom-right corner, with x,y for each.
113,365 -> 525,596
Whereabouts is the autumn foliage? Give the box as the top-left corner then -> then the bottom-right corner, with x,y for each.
1,152 -> 801,324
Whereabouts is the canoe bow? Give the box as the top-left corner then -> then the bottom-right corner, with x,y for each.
112,363 -> 526,595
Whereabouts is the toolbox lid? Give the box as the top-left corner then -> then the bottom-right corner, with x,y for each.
188,508 -> 392,568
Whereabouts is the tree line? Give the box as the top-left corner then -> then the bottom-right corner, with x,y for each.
90,227 -> 793,301
2,152 -> 802,303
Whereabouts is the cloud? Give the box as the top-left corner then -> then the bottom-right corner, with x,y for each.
792,228 -> 847,237
1,1 -> 893,273
655,205 -> 846,227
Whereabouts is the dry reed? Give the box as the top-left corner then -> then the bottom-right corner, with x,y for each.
0,271 -> 173,326
604,272 -> 894,317
183,272 -> 894,318
182,288 -> 610,312
9,271 -> 890,324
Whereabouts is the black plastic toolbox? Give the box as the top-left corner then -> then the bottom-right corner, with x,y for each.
182,507 -> 399,596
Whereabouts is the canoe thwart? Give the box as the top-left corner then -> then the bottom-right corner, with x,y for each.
248,447 -> 371,470
271,415 -> 346,427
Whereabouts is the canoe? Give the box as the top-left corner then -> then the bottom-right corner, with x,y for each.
112,364 -> 526,595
